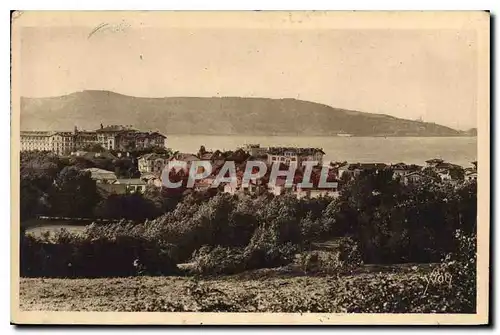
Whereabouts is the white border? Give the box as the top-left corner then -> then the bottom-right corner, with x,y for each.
3,1 -> 497,334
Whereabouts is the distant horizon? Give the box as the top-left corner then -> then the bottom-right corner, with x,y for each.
20,23 -> 478,130
20,89 -> 476,132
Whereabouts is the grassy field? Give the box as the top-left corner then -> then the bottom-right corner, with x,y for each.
19,264 -> 444,313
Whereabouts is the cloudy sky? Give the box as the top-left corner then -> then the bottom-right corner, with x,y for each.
20,21 -> 478,130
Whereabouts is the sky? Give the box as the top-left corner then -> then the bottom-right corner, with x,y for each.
20,24 -> 478,130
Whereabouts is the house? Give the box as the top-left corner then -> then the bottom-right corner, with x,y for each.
390,163 -> 421,179
402,171 -> 438,185
464,169 -> 477,182
82,168 -> 122,195
171,153 -> 200,163
267,178 -> 295,196
337,163 -> 351,179
140,173 -> 163,188
166,153 -> 201,173
115,131 -> 166,151
238,144 -> 268,157
267,147 -> 325,166
339,163 -> 387,179
82,168 -> 118,183
436,169 -> 452,181
433,162 -> 463,181
223,179 -> 265,195
138,153 -> 169,175
82,151 -> 118,161
295,183 -> 339,199
114,178 -> 147,194
194,177 -> 217,192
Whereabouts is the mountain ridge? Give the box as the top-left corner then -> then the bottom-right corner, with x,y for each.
20,90 -> 471,137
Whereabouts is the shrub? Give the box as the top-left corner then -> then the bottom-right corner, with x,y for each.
192,246 -> 246,275
337,237 -> 363,271
296,238 -> 362,275
20,228 -> 178,278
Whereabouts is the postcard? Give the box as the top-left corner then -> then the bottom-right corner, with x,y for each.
11,10 -> 490,325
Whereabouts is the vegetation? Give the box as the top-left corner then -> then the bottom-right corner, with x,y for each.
19,149 -> 477,312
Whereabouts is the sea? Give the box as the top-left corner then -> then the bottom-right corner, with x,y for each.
167,135 -> 477,167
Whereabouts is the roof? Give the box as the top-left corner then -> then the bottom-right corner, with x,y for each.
139,153 -> 169,161
199,152 -> 215,160
241,144 -> 262,148
435,162 -> 461,169
404,171 -> 439,180
21,131 -> 55,137
83,151 -> 118,161
96,125 -> 135,133
116,178 -> 147,185
347,163 -> 387,170
391,163 -> 407,169
267,147 -> 325,155
140,173 -> 160,180
82,168 -> 117,180
171,153 -> 200,162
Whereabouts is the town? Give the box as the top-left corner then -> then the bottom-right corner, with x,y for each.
20,124 -> 478,202
19,124 -> 478,314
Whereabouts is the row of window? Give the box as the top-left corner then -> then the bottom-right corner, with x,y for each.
271,156 -> 297,161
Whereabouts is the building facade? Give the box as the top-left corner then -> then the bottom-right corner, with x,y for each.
21,124 -> 167,155
238,144 -> 268,157
138,153 -> 170,175
266,147 -> 325,166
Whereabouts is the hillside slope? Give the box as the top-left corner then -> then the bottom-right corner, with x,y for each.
20,90 -> 462,136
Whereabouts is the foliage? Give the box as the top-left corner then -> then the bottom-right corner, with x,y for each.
46,167 -> 101,218
191,246 -> 246,275
336,170 -> 477,264
296,238 -> 363,275
81,143 -> 106,152
20,226 -> 178,278
94,193 -> 162,221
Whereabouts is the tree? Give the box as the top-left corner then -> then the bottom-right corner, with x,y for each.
47,166 -> 100,218
20,151 -> 63,221
449,166 -> 465,181
82,143 -> 106,152
94,193 -> 160,221
198,145 -> 207,157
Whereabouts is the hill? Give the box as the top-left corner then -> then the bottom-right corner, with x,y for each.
20,90 -> 462,137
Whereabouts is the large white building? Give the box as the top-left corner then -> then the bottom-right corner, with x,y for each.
21,124 -> 167,155
266,147 -> 325,166
21,130 -> 79,155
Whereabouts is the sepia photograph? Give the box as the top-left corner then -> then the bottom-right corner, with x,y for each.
10,11 -> 489,325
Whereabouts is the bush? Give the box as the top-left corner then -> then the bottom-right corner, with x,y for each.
296,238 -> 363,275
20,228 -> 178,278
438,229 -> 476,312
243,242 -> 298,271
296,251 -> 335,274
337,237 -> 363,271
192,246 -> 246,275
338,171 -> 477,264
191,242 -> 299,276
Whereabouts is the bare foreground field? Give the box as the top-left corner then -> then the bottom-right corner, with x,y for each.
19,263 -> 466,313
